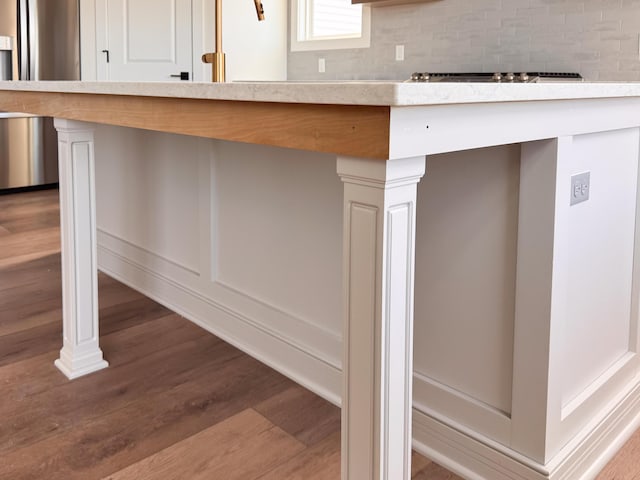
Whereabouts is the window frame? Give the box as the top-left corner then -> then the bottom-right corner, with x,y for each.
290,0 -> 371,52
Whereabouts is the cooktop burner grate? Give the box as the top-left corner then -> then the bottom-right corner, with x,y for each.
408,72 -> 583,83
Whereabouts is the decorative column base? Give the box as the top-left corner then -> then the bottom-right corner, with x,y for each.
54,118 -> 108,380
55,351 -> 108,380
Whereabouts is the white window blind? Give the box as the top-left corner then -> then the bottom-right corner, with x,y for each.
309,0 -> 363,39
291,0 -> 370,52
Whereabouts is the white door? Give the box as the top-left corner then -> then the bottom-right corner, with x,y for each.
100,0 -> 192,81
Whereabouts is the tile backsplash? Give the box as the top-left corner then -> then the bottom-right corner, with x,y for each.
287,0 -> 640,81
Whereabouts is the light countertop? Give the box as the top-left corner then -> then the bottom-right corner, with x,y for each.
1,80 -> 640,106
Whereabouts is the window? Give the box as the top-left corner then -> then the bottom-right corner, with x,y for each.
291,0 -> 371,52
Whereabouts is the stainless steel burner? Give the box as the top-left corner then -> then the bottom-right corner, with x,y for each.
408,72 -> 583,83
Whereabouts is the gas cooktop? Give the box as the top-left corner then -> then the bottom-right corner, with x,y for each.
407,72 -> 583,83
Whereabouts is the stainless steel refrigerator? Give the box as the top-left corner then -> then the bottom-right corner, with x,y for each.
0,0 -> 80,191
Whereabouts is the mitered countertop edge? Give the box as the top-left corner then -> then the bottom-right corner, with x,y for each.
1,80 -> 640,107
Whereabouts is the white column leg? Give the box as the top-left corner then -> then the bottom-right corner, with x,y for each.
338,155 -> 426,480
54,118 -> 108,380
511,137 -> 573,461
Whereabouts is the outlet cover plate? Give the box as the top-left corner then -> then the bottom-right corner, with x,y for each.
570,171 -> 590,206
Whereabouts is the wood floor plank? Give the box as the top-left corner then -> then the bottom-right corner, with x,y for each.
0,313 -> 202,407
0,189 -> 58,220
102,409 -> 306,480
0,226 -> 61,260
0,249 -> 60,278
0,286 -> 62,327
0,317 -> 62,366
0,208 -> 61,233
0,334 -> 230,453
256,431 -> 341,480
0,248 -> 61,269
0,354 -> 289,480
98,313 -> 208,368
597,428 -> 640,479
0,292 -> 169,367
0,257 -> 61,320
254,384 -> 340,447
412,450 -> 433,476
0,259 -> 141,327
98,296 -> 172,335
254,425 -> 456,480
0,307 -> 61,336
97,274 -> 156,309
0,350 -> 61,396
413,461 -> 465,480
0,253 -> 60,291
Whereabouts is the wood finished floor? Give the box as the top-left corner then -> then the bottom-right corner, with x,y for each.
0,188 -> 457,479
0,188 -> 638,480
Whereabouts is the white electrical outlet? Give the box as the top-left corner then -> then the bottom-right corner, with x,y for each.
570,172 -> 590,206
318,58 -> 326,73
396,45 -> 405,62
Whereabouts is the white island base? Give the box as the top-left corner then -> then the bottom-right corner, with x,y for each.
1,81 -> 640,479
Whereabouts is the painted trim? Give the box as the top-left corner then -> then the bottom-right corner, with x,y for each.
96,238 -> 342,406
413,372 -> 512,445
412,375 -> 640,480
97,232 -> 640,480
290,0 -> 371,52
98,229 -> 200,276
54,119 -> 108,379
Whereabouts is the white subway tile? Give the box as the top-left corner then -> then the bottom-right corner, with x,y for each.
288,0 -> 640,82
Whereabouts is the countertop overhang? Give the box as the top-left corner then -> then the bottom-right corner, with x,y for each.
2,80 -> 640,106
1,80 -> 640,160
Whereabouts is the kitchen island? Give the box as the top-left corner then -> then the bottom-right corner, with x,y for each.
1,80 -> 640,480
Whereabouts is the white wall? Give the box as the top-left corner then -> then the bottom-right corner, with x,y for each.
94,127 -> 201,272
414,145 -> 520,417
214,141 -> 343,332
80,0 -> 287,81
80,0 -> 98,80
223,0 -> 287,81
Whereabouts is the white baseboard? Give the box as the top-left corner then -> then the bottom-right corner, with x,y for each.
97,239 -> 343,407
97,238 -> 640,480
413,372 -> 512,446
412,379 -> 640,480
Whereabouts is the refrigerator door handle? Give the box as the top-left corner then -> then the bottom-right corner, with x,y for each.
18,0 -> 29,80
27,0 -> 38,80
